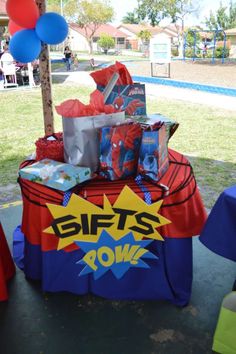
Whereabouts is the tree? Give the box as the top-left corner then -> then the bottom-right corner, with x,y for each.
205,1 -> 236,32
185,29 -> 201,47
137,29 -> 152,43
97,33 -> 115,54
122,11 -> 140,24
229,1 -> 236,28
76,0 -> 114,54
205,3 -> 229,32
137,0 -> 165,26
137,0 -> 198,55
47,0 -> 78,19
137,29 -> 152,52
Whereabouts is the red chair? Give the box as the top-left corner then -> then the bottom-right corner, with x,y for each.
0,223 -> 15,301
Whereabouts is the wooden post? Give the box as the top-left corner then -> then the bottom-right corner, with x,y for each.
36,0 -> 54,136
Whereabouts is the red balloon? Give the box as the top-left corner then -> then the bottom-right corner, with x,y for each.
8,19 -> 24,35
6,0 -> 40,29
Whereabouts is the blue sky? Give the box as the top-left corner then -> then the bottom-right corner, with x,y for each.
110,0 -> 231,26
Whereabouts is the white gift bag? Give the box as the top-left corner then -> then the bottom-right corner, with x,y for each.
62,111 -> 125,173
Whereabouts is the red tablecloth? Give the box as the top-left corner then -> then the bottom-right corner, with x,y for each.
19,149 -> 207,252
0,223 -> 15,301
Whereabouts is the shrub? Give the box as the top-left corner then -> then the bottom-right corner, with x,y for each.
171,47 -> 179,56
215,46 -> 230,58
184,48 -> 201,58
97,33 -> 115,54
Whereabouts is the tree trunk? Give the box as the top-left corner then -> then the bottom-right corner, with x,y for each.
88,39 -> 93,54
35,0 -> 54,136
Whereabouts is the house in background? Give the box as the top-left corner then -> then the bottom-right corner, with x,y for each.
225,28 -> 236,57
0,0 -> 7,26
117,23 -> 178,51
0,0 -> 8,51
68,23 -> 127,53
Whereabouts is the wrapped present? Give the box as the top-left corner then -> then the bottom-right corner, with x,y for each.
19,159 -> 91,191
138,124 -> 169,182
131,113 -> 179,140
99,123 -> 142,180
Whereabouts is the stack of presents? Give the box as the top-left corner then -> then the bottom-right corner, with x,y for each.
20,62 -> 178,189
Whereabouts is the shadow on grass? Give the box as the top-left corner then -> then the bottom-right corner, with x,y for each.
51,74 -> 70,85
185,154 -> 236,209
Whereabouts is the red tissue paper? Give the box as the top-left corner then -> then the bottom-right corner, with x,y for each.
35,132 -> 64,162
90,61 -> 133,86
55,89 -> 116,118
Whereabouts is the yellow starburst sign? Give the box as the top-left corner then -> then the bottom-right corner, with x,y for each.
44,185 -> 171,250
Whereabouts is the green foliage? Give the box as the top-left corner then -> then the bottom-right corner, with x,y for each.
205,1 -> 236,31
137,0 -> 197,27
137,29 -> 152,42
122,11 -> 140,24
215,46 -> 230,58
137,0 -> 165,26
75,0 -> 114,53
171,47 -> 179,56
47,0 -> 78,19
77,0 -> 114,27
229,2 -> 236,28
185,30 -> 201,47
184,48 -> 194,58
97,33 -> 115,54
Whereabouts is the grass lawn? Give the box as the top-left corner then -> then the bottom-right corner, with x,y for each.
0,84 -> 235,209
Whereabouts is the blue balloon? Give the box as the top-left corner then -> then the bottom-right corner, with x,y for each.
9,29 -> 42,63
36,12 -> 68,45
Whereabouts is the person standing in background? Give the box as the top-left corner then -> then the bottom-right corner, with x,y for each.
64,46 -> 73,71
73,53 -> 79,70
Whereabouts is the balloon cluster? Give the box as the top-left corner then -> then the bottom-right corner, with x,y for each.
7,0 -> 68,63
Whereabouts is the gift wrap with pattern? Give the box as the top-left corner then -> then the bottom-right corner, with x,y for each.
19,159 -> 91,191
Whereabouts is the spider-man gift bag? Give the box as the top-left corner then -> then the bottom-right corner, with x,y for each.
138,124 -> 169,181
91,61 -> 146,116
97,83 -> 146,116
99,123 -> 142,180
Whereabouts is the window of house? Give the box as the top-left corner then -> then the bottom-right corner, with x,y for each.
117,38 -> 125,45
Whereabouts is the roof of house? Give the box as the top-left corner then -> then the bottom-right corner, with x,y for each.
0,0 -> 6,15
117,23 -> 161,36
0,0 -> 8,26
160,24 -> 179,35
225,28 -> 236,35
70,23 -> 127,38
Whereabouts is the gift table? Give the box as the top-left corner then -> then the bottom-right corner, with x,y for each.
15,149 -> 207,307
200,185 -> 236,262
200,185 -> 236,289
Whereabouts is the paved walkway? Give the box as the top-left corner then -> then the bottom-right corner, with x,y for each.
145,83 -> 236,111
51,70 -> 236,111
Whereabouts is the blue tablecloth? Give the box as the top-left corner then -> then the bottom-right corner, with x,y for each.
200,185 -> 236,262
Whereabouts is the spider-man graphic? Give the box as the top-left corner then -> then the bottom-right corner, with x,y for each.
113,96 -> 145,116
100,124 -> 142,180
138,127 -> 169,181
